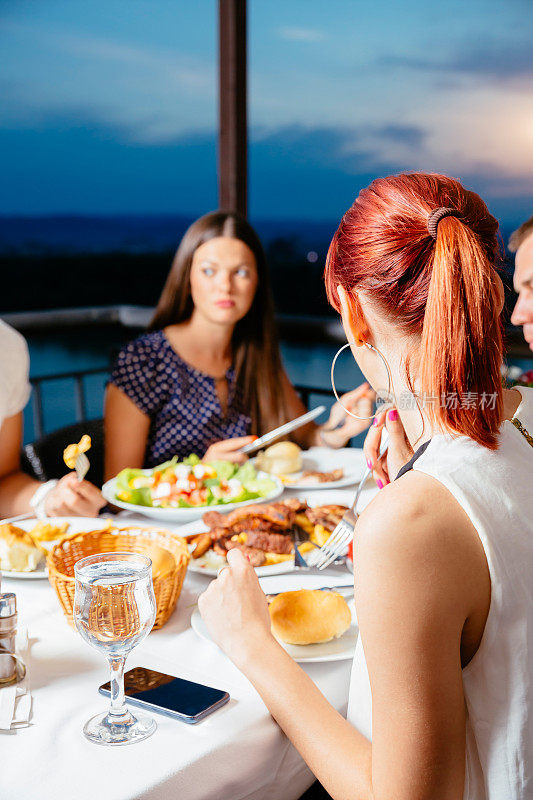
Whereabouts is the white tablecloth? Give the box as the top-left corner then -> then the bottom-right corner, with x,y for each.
0,486 -> 377,800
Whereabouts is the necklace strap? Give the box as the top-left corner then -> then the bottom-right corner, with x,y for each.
510,417 -> 533,448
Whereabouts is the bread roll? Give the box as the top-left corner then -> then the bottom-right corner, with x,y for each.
143,544 -> 176,579
255,441 -> 302,475
269,589 -> 351,645
0,524 -> 45,572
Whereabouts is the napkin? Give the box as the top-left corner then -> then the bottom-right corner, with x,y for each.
0,627 -> 32,730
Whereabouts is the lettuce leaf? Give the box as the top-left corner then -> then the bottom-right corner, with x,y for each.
227,488 -> 256,504
242,477 -> 277,497
152,456 -> 178,473
234,461 -> 257,484
205,460 -> 236,481
114,468 -> 153,507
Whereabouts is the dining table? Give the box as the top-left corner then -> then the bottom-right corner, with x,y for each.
0,483 -> 377,800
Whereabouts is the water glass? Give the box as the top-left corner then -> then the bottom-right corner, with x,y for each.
74,552 -> 157,745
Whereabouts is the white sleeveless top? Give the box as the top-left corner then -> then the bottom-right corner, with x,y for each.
347,387 -> 533,800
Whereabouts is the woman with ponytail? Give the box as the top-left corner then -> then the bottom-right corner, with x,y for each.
197,173 -> 533,800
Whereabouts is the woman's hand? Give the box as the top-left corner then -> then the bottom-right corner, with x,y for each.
198,548 -> 273,669
203,435 -> 257,464
45,473 -> 106,517
319,383 -> 375,448
363,407 -> 414,487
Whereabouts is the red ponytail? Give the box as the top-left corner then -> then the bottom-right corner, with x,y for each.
325,173 -> 504,449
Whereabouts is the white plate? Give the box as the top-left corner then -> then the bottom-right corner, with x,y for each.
180,490 -> 354,578
269,447 -> 367,490
1,562 -> 48,580
191,600 -> 358,663
181,517 -> 299,577
102,472 -> 284,523
0,516 -> 107,580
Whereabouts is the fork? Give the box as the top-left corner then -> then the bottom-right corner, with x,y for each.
74,452 -> 90,482
293,525 -> 310,569
314,430 -> 390,570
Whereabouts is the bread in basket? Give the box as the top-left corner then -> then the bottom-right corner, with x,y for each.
47,524 -> 190,629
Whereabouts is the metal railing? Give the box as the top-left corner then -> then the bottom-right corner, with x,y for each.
29,366 -> 340,441
30,367 -> 110,439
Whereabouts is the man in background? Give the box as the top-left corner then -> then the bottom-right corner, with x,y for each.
509,216 -> 533,352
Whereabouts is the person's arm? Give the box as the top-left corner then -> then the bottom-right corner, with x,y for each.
199,471 -> 485,800
104,383 -> 151,480
0,413 -> 105,517
280,372 -> 374,448
0,412 -> 41,514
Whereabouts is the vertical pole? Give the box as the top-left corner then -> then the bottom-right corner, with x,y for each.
32,381 -> 44,439
218,0 -> 247,217
74,375 -> 85,422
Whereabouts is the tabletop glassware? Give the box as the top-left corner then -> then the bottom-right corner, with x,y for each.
74,552 -> 157,746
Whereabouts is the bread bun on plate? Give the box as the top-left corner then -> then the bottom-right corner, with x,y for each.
269,589 -> 351,645
255,441 -> 302,475
0,524 -> 45,572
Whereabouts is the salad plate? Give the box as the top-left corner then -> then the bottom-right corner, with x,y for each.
102,456 -> 283,523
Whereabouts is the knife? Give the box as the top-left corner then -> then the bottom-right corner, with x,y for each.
265,583 -> 354,599
240,405 -> 327,455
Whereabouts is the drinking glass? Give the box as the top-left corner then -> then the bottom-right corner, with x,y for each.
74,552 -> 157,745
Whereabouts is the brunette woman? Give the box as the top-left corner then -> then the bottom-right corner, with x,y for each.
198,174 -> 533,800
104,212 -> 372,477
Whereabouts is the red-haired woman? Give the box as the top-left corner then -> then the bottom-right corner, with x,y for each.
198,174 -> 533,800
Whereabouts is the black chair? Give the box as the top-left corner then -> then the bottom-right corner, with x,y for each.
299,782 -> 332,799
21,418 -> 105,488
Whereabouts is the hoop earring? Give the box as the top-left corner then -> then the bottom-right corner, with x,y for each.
330,342 -> 393,421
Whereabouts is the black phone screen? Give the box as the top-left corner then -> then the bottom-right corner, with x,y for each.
100,667 -> 229,718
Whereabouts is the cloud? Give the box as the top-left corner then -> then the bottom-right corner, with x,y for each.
0,18 -> 215,144
375,124 -> 426,149
278,27 -> 324,43
1,113 -> 532,224
251,122 -> 427,174
380,39 -> 533,83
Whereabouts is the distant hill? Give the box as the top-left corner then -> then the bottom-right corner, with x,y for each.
0,214 -> 519,320
0,214 -> 338,256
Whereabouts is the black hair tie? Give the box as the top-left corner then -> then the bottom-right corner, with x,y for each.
427,207 -> 462,240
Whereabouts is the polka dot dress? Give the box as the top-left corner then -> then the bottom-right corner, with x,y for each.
110,331 -> 251,467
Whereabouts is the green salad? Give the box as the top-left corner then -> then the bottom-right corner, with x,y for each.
114,454 -> 277,509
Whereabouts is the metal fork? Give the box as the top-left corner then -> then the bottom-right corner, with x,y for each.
293,525 -> 310,569
314,430 -> 390,570
74,452 -> 90,482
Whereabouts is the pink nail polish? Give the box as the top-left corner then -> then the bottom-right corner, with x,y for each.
388,409 -> 398,422
376,478 -> 383,489
372,417 -> 379,427
366,459 -> 372,469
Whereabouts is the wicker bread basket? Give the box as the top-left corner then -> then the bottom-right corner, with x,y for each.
47,525 -> 190,629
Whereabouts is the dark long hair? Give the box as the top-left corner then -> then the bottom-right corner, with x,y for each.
149,211 -> 288,434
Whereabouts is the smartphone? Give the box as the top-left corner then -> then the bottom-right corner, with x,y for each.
99,666 -> 230,724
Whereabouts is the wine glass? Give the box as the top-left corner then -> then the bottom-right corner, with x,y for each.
74,552 -> 157,746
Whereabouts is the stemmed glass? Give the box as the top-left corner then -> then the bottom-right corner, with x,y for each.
74,552 -> 157,746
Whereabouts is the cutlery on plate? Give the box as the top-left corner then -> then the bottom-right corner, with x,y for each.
314,429 -> 390,570
0,512 -> 33,525
265,584 -> 354,600
74,452 -> 90,482
239,406 -> 327,455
